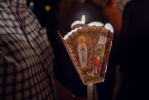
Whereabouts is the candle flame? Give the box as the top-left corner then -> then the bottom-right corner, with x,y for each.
81,15 -> 85,24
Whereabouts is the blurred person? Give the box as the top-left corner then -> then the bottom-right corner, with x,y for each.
116,0 -> 130,12
103,0 -> 122,34
115,0 -> 149,100
101,1 -> 123,99
102,1 -> 122,98
0,0 -> 87,100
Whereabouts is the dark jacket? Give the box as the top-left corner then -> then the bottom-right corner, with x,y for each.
116,1 -> 149,100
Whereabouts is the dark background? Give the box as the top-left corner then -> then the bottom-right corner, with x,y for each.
27,0 -> 61,48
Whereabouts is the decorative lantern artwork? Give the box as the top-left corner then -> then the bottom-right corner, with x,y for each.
59,15 -> 114,99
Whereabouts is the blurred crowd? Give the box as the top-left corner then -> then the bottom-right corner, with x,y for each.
32,0 -> 148,100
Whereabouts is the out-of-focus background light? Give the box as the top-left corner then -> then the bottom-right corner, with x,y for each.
27,1 -> 34,11
30,2 -> 34,6
45,5 -> 51,12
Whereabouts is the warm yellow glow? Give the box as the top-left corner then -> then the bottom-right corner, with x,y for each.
45,5 -> 51,11
77,35 -> 86,43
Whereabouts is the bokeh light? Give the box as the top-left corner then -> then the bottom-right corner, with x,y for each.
30,2 -> 34,6
45,5 -> 51,12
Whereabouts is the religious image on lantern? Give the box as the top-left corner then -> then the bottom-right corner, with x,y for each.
59,16 -> 114,85
77,37 -> 87,68
76,33 -> 107,75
